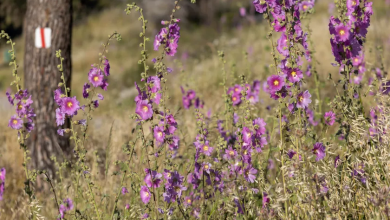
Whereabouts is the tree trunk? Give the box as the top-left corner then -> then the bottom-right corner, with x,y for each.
24,0 -> 72,175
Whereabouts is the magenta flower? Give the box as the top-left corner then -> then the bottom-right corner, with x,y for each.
82,83 -> 90,99
300,1 -> 314,12
144,170 -> 162,188
154,126 -> 165,143
8,115 -> 23,130
0,167 -> 5,201
242,127 -> 253,144
200,141 -> 213,156
104,59 -> 110,76
88,68 -> 104,87
223,146 -> 237,160
135,100 -> 153,120
286,68 -> 303,83
63,198 -> 74,211
61,97 -> 80,116
296,90 -> 311,109
56,108 -> 65,126
352,52 -> 364,66
54,88 -> 63,106
231,94 -> 241,106
277,33 -> 289,56
347,0 -> 359,11
334,23 -> 351,42
324,111 -> 336,126
121,187 -> 129,195
267,75 -> 285,92
140,186 -> 151,204
253,118 -> 266,135
244,166 -> 257,183
312,142 -> 326,161
287,149 -> 297,159
253,0 -> 267,13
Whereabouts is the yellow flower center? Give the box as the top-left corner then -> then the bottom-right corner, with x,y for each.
249,96 -> 254,100
67,101 -> 73,108
204,164 -> 209,169
229,151 -> 235,156
232,97 -> 237,101
303,5 -> 307,10
145,192 -> 149,197
235,88 -> 239,92
246,133 -> 251,138
158,131 -> 163,137
352,0 -> 356,5
244,150 -> 248,155
142,106 -> 149,112
291,71 -> 297,77
93,76 -> 99,82
354,58 -> 359,63
167,173 -> 171,178
187,199 -> 192,204
299,96 -> 304,102
203,145 -> 209,151
274,80 -> 279,86
339,30 -> 345,35
12,119 -> 18,125
18,104 -> 23,110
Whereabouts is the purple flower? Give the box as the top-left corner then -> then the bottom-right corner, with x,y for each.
140,186 -> 151,204
184,196 -> 193,207
61,97 -> 80,116
262,192 -> 270,208
231,94 -> 241,106
244,166 -> 257,183
6,91 -> 14,105
287,149 -> 297,159
223,146 -> 237,160
63,198 -> 74,211
347,0 -> 359,11
267,75 -> 285,92
296,90 -> 311,109
334,155 -> 340,168
100,79 -> 109,91
277,33 -> 289,56
8,115 -> 23,130
88,68 -> 104,87
0,168 -> 5,201
135,100 -> 153,120
141,213 -> 149,219
144,170 -> 162,188
97,94 -> 104,100
121,187 -> 129,195
312,142 -> 326,161
300,1 -> 314,12
253,118 -> 267,135
169,136 -> 180,151
154,126 -> 165,143
242,127 -> 253,144
286,68 -> 303,83
352,52 -> 364,66
54,89 -> 63,106
253,0 -> 267,13
104,59 -> 110,76
334,23 -> 351,42
93,100 -> 99,108
56,108 -> 65,126
200,142 -> 213,156
82,83 -> 90,99
125,204 -> 130,210
78,119 -> 87,126
324,111 -> 336,126
57,129 -> 65,136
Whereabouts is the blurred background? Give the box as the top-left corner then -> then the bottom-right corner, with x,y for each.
0,0 -> 390,217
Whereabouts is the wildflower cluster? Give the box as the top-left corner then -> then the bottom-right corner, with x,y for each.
181,87 -> 204,109
227,80 -> 261,106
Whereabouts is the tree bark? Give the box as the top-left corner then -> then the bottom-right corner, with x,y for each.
24,0 -> 72,175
